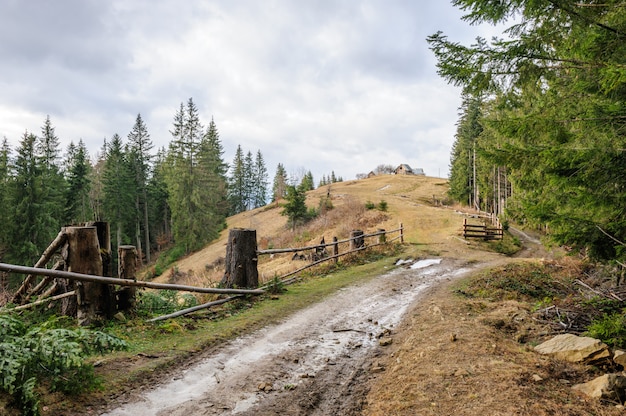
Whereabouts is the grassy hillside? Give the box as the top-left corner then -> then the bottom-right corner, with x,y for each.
152,174 -> 488,287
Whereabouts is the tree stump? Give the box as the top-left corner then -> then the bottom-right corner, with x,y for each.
65,226 -> 110,326
220,228 -> 259,289
85,221 -> 112,277
117,245 -> 138,311
350,230 -> 365,250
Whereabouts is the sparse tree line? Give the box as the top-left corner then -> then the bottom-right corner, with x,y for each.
0,97 -> 341,276
435,0 -> 626,261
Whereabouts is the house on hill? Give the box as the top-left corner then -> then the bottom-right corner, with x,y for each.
394,164 -> 425,176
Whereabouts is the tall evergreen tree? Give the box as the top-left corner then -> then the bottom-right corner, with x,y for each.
252,150 -> 269,208
35,116 -> 66,243
300,170 -> 314,192
64,140 -> 92,224
244,150 -> 254,211
163,98 -> 225,253
228,145 -> 246,214
148,147 -> 171,251
199,118 -> 229,218
128,113 -> 154,263
103,134 -> 135,249
11,132 -> 46,264
0,138 -> 12,257
429,0 -> 626,259
448,95 -> 484,208
272,163 -> 288,202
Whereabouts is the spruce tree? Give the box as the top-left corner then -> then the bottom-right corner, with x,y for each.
228,145 -> 246,214
147,147 -> 171,251
195,118 -> 228,242
36,116 -> 66,243
103,134 -> 135,249
429,0 -> 626,259
252,150 -> 269,208
128,113 -> 154,263
300,170 -> 314,191
64,140 -> 92,225
164,98 -> 226,253
0,138 -> 12,256
272,163 -> 288,202
11,132 -> 46,264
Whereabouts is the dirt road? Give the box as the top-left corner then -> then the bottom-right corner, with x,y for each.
102,258 -> 474,416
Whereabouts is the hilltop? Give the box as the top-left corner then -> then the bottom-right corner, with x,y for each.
156,174 -> 488,287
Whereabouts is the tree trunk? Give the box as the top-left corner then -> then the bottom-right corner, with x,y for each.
143,187 -> 151,264
220,228 -> 259,288
117,245 -> 137,311
65,226 -> 110,326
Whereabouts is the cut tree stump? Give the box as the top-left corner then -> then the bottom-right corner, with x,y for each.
220,228 -> 259,289
65,226 -> 111,326
117,245 -> 138,311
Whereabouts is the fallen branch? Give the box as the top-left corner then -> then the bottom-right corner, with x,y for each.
147,295 -> 243,322
11,231 -> 67,304
5,290 -> 77,312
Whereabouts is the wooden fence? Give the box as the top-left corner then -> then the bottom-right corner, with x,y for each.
462,218 -> 503,241
0,223 -> 405,322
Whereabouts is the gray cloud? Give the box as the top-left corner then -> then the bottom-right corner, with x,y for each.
0,0 -> 506,181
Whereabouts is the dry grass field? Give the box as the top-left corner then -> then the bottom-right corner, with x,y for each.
155,174 -> 488,287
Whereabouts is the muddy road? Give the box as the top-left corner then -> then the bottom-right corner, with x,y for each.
102,258 -> 473,416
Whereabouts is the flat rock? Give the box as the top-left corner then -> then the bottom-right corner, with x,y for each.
572,374 -> 626,401
614,349 -> 626,367
534,334 -> 610,363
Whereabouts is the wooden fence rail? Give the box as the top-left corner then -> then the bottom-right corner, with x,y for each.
257,226 -> 403,255
2,223 -> 405,321
0,263 -> 265,297
462,219 -> 503,240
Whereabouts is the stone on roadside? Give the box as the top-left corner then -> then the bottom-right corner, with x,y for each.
572,374 -> 626,401
613,349 -> 626,367
257,382 -> 274,392
534,334 -> 610,364
379,337 -> 393,346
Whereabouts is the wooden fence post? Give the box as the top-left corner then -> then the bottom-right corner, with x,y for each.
66,226 -> 111,326
400,223 -> 404,243
333,236 -> 339,263
350,230 -> 365,250
221,228 -> 259,289
377,228 -> 386,244
117,245 -> 138,311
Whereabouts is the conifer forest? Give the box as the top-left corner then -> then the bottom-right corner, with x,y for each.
434,0 -> 626,261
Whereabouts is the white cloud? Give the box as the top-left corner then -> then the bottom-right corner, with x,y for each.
0,0 -> 508,180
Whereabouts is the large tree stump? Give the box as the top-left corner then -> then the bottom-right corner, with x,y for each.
85,221 -> 112,277
117,245 -> 138,311
220,228 -> 259,289
65,226 -> 111,326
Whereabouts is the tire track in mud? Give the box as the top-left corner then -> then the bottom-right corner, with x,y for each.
103,258 -> 472,416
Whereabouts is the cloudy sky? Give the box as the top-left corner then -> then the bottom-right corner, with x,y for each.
0,1 -> 504,182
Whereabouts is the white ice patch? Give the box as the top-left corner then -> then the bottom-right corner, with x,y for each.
410,258 -> 442,269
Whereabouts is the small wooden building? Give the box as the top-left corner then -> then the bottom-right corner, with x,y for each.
394,164 -> 425,176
